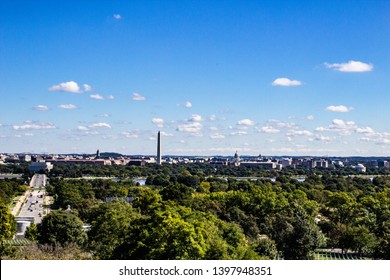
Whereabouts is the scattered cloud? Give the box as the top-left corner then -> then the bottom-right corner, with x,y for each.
90,94 -> 104,100
107,95 -> 115,100
360,131 -> 390,145
152,118 -> 164,127
356,127 -> 375,134
272,78 -> 302,86
326,105 -> 353,113
209,115 -> 217,121
269,119 -> 297,129
98,114 -> 110,118
209,126 -> 219,131
325,60 -> 373,72
189,114 -> 203,122
237,119 -> 255,126
13,123 -> 56,130
122,131 -> 139,138
210,133 -> 225,139
316,119 -> 358,135
286,129 -> 313,136
160,131 -> 173,137
77,126 -> 89,131
32,105 -> 49,111
113,14 -> 122,20
312,134 -> 332,142
89,122 -> 111,129
177,122 -> 202,133
58,104 -> 77,109
83,84 -> 92,91
230,131 -> 248,136
258,126 -> 280,134
132,93 -> 145,101
184,101 -> 192,108
49,81 -> 82,93
306,115 -> 315,121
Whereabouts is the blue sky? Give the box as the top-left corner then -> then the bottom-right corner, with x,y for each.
1,0 -> 389,156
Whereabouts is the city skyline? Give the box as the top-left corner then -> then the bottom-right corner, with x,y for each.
1,1 -> 390,156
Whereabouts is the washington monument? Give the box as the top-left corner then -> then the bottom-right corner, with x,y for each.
157,131 -> 161,165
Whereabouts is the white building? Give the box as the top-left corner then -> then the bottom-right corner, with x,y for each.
28,162 -> 53,173
355,164 -> 366,173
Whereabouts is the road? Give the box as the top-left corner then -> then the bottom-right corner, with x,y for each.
17,174 -> 47,224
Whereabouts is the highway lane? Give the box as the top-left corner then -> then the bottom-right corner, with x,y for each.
18,174 -> 47,224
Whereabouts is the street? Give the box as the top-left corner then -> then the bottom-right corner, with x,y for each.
17,174 -> 47,224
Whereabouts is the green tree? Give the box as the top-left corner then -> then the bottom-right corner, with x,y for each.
25,223 -> 39,241
0,203 -> 17,257
253,237 -> 278,260
269,206 -> 324,259
0,203 -> 16,241
37,211 -> 87,246
160,183 -> 194,205
87,201 -> 141,259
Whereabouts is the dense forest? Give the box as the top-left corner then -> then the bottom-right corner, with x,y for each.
1,164 -> 390,260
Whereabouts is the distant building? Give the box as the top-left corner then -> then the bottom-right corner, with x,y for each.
312,159 -> 329,169
29,161 -> 53,173
355,164 -> 366,173
127,159 -> 146,166
46,159 -> 110,165
280,158 -> 292,168
232,151 -> 240,166
378,160 -> 390,168
240,161 -> 276,169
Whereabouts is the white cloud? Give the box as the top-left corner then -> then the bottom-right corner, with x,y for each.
189,114 -> 203,122
237,119 -> 255,126
209,115 -> 217,121
272,78 -> 302,86
132,93 -> 145,101
160,131 -> 173,137
122,131 -> 139,138
231,131 -> 248,136
113,14 -> 122,20
83,84 -> 92,91
325,60 -> 373,72
326,105 -> 353,113
13,123 -> 56,130
313,134 -> 332,142
210,133 -> 225,139
184,101 -> 192,108
33,105 -> 49,111
89,122 -> 111,129
258,126 -> 280,134
152,118 -> 164,127
58,104 -> 77,109
49,81 -> 82,93
15,133 -> 34,138
306,115 -> 315,121
177,122 -> 202,133
287,130 -> 313,136
209,126 -> 219,131
98,114 -> 110,117
356,127 -> 375,134
77,126 -> 89,131
269,119 -> 297,129
107,95 -> 115,100
90,94 -> 104,100
315,119 -> 358,136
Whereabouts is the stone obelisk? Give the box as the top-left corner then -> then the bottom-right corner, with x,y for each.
157,131 -> 161,165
